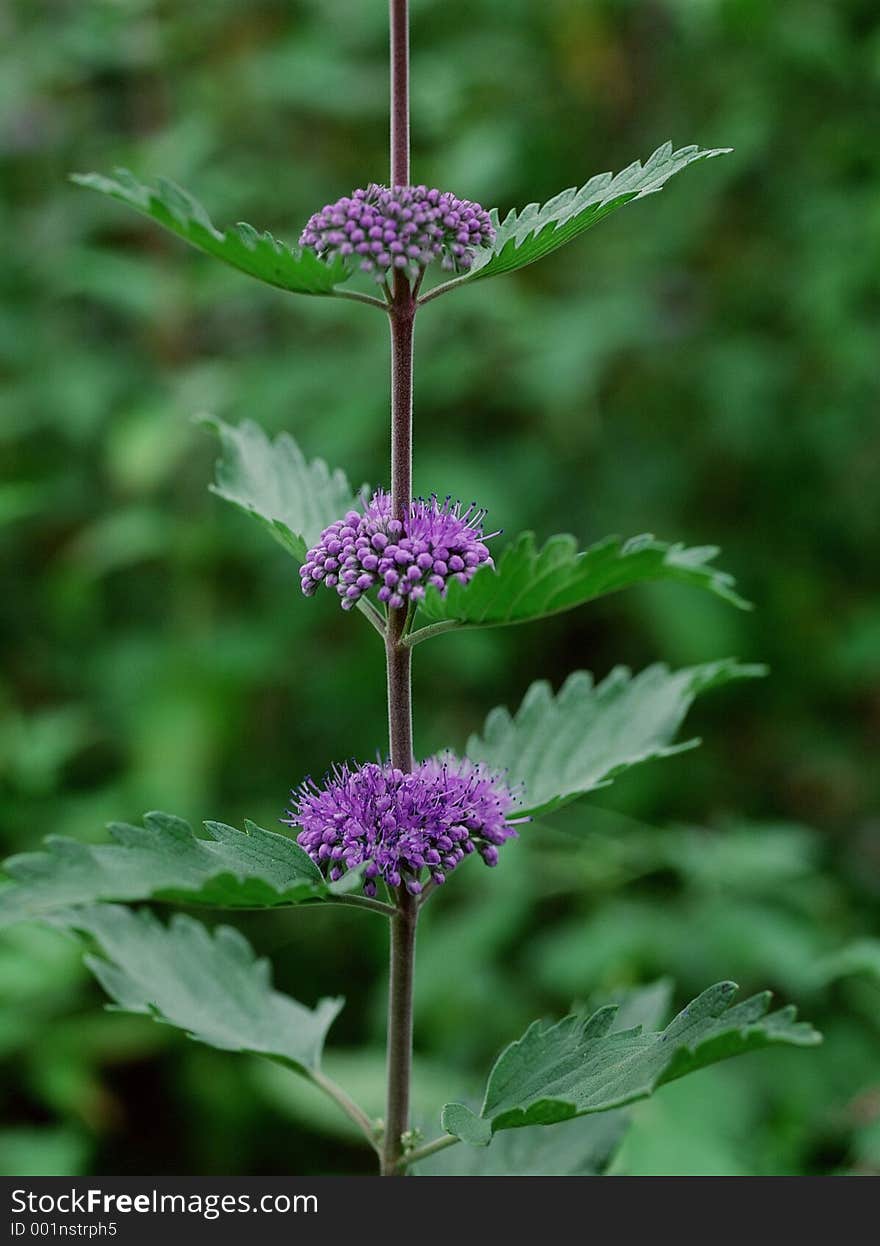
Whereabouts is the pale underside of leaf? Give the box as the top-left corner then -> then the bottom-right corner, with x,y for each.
442,981 -> 820,1147
50,904 -> 342,1076
424,142 -> 731,296
203,415 -> 359,564
0,811 -> 326,929
71,169 -> 351,296
419,1112 -> 629,1176
469,660 -> 767,819
417,531 -> 750,630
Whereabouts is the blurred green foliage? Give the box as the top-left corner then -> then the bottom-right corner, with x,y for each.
1,0 -> 878,1176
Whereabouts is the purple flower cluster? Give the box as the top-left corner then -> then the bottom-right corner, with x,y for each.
285,754 -> 523,896
300,491 -> 496,611
299,184 -> 495,283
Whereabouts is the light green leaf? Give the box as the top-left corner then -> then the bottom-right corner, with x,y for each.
430,142 -> 729,293
415,532 -> 749,634
71,169 -> 350,296
204,415 -> 358,564
0,812 -> 326,929
469,660 -> 766,819
442,982 -> 820,1147
53,904 -> 342,1076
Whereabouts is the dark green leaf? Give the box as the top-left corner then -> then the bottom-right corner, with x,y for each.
417,981 -> 671,1175
415,532 -> 749,633
442,982 -> 820,1146
0,812 -> 326,929
71,169 -> 350,296
52,905 -> 341,1075
427,143 -> 730,293
469,660 -> 766,819
204,415 -> 358,564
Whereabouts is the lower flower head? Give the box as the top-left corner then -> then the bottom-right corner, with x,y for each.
300,491 -> 497,611
285,754 -> 523,896
299,184 -> 495,283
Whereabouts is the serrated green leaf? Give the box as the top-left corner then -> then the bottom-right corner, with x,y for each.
417,981 -> 671,1175
469,660 -> 766,819
51,905 -> 341,1076
431,142 -> 729,293
442,982 -> 820,1147
0,812 -> 326,929
71,169 -> 350,296
204,415 -> 358,564
416,532 -> 749,633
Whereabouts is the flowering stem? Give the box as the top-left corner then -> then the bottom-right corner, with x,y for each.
386,284 -> 415,767
390,0 -> 410,187
382,888 -> 418,1175
381,0 -> 419,1178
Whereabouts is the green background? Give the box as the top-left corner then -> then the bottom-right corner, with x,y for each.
1,0 -> 878,1176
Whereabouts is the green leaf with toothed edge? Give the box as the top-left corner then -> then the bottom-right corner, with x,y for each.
49,905 -> 342,1076
468,660 -> 767,820
416,531 -> 749,632
417,981 -> 671,1175
0,812 -> 328,929
426,143 -> 730,294
70,169 -> 351,296
203,415 -> 361,565
441,982 -> 821,1147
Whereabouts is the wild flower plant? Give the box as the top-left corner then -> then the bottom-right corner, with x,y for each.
0,2 -> 820,1177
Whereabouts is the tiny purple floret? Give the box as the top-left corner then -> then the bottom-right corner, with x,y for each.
299,184 -> 495,283
301,491 -> 498,611
285,754 -> 524,896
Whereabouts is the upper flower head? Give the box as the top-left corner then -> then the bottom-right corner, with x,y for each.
299,184 -> 495,283
300,491 -> 497,611
285,753 -> 523,896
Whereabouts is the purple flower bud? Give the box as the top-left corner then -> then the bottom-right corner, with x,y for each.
299,184 -> 495,285
284,754 -> 522,896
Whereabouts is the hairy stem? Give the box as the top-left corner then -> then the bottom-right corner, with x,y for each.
382,888 -> 418,1175
381,0 -> 420,1179
390,0 -> 410,187
386,285 -> 416,767
382,273 -> 418,1183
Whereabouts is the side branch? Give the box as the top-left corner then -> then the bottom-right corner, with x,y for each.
310,1069 -> 381,1154
323,893 -> 396,919
395,1132 -> 460,1170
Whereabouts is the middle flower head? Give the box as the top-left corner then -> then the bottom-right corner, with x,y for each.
286,753 -> 522,897
301,491 -> 497,611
